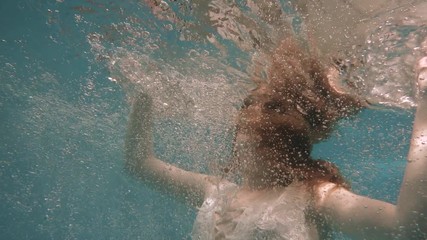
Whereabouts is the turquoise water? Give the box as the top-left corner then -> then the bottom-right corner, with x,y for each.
0,0 -> 415,239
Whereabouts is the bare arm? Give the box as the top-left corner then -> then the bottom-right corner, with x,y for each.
396,58 -> 427,235
315,58 -> 427,239
124,92 -> 220,207
315,183 -> 398,239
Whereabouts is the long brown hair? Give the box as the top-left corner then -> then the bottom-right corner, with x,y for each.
233,38 -> 364,188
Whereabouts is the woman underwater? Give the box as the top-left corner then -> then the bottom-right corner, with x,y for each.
124,38 -> 427,239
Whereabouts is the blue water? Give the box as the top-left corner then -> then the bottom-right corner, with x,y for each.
0,0 -> 414,239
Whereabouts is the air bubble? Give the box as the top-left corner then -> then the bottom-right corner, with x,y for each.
189,49 -> 199,56
159,0 -> 170,10
165,24 -> 173,31
201,50 -> 210,56
141,31 -> 150,39
147,44 -> 159,50
107,77 -> 117,83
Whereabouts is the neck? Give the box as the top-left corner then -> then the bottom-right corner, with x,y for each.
241,154 -> 308,190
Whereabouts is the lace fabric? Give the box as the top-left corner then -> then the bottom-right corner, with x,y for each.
192,182 -> 318,240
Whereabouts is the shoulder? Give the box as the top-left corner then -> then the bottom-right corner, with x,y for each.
316,182 -> 341,197
312,182 -> 346,209
204,178 -> 237,198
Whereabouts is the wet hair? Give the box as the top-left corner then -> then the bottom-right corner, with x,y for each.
233,38 -> 364,188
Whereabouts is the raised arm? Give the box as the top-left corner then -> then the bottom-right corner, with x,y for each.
315,58 -> 427,239
396,57 -> 427,236
124,92 -> 219,207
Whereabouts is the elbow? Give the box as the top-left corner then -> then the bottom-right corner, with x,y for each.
123,147 -> 143,177
394,203 -> 427,239
123,148 -> 153,182
124,158 -> 138,176
396,211 -> 427,238
123,158 -> 150,182
124,138 -> 143,173
124,158 -> 139,178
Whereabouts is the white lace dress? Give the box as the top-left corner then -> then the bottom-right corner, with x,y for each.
192,182 -> 319,240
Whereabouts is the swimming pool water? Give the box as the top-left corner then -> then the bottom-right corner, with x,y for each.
0,0 -> 415,239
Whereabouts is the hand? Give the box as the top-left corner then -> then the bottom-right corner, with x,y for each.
417,57 -> 427,96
